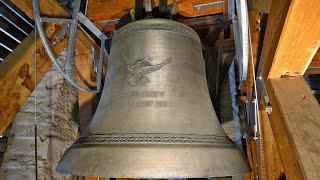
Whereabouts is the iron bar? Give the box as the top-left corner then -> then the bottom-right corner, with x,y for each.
0,0 -> 34,28
0,13 -> 28,35
41,17 -> 74,23
0,27 -> 21,43
0,42 -> 13,52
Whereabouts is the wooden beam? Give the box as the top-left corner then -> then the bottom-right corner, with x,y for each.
259,0 -> 291,81
10,0 -> 67,20
267,0 -> 320,78
87,0 -> 224,25
267,76 -> 320,180
0,26 -> 67,134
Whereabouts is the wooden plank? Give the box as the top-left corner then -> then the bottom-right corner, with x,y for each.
248,0 -> 272,14
10,0 -> 68,21
267,76 -> 320,180
259,0 -> 291,81
268,0 -> 320,78
87,0 -> 223,24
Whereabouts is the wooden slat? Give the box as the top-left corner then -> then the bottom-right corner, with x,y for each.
268,0 -> 320,78
259,0 -> 291,81
267,76 -> 320,180
87,0 -> 223,24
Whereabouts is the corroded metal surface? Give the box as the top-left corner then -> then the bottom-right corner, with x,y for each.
57,19 -> 250,178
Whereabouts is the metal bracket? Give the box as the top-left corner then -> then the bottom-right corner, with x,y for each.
92,47 -> 98,73
194,1 -> 223,12
257,75 -> 272,114
52,24 -> 70,45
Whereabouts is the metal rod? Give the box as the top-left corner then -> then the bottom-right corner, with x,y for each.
0,27 -> 21,43
40,17 -> 74,23
0,42 -> 13,52
65,0 -> 81,76
0,0 -> 34,28
77,12 -> 106,39
0,13 -> 28,35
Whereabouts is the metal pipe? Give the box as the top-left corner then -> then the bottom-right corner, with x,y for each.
32,0 -> 100,93
41,17 -> 74,23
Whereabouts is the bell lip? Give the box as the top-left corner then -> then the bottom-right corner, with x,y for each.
56,143 -> 251,178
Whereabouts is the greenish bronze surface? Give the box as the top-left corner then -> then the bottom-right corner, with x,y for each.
57,19 -> 250,178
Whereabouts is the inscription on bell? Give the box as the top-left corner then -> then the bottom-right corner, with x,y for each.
122,52 -> 172,86
96,91 -> 176,112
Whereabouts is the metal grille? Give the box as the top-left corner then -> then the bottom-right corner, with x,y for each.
0,0 -> 34,62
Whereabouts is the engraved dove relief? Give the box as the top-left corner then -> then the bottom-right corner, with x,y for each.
122,52 -> 172,86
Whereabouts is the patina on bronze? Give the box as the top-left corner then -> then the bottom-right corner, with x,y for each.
57,19 -> 251,178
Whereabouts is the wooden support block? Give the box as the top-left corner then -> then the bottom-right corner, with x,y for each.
268,0 -> 320,78
259,0 -> 291,81
267,76 -> 320,180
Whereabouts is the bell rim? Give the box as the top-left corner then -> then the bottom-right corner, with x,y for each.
57,143 -> 251,178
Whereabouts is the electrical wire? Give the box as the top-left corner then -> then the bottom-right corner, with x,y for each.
34,23 -> 38,180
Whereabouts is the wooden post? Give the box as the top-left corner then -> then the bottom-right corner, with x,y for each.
267,77 -> 320,179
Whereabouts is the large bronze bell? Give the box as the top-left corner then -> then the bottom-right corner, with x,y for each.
57,19 -> 250,178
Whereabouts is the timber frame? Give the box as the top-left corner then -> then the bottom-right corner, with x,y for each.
247,0 -> 320,179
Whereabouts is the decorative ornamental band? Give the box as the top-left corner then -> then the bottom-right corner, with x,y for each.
76,133 -> 233,145
112,24 -> 201,45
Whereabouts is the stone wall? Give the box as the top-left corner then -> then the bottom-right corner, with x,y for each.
0,66 -> 79,180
